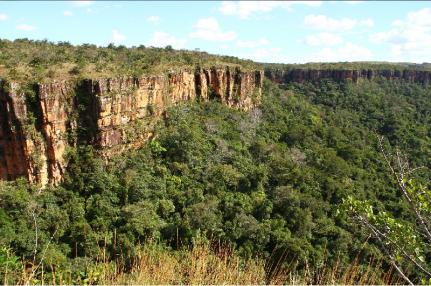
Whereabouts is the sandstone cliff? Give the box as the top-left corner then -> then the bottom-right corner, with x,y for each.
0,67 -> 263,186
265,68 -> 431,84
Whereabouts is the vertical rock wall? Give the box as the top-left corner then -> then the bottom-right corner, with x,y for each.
265,68 -> 431,84
38,81 -> 77,185
0,67 -> 263,187
0,82 -> 48,185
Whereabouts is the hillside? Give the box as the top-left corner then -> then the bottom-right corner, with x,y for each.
1,39 -> 431,284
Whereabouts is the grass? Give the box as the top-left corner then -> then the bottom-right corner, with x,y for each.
108,242 -> 266,285
4,239 -> 404,285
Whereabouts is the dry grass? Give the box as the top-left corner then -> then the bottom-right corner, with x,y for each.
105,242 -> 266,285
98,242 -> 402,285
9,241 -> 404,285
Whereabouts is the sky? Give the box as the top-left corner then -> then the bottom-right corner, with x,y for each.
0,1 -> 431,64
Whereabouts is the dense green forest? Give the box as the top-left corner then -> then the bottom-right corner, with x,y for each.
2,69 -> 431,283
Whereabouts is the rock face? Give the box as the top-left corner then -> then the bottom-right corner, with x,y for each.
0,82 -> 49,185
0,67 -> 263,186
265,68 -> 431,84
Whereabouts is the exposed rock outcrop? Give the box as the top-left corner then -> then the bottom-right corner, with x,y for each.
265,68 -> 431,84
0,82 -> 49,185
0,67 -> 263,187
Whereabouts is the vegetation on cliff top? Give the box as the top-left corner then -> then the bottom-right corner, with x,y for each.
0,38 -> 258,82
1,38 -> 431,83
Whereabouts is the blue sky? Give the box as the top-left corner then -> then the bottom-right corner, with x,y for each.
0,1 -> 430,63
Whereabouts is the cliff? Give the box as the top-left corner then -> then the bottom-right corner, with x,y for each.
0,67 -> 263,186
265,68 -> 431,84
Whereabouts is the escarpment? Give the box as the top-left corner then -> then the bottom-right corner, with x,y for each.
0,82 -> 49,185
265,68 -> 431,84
0,67 -> 263,186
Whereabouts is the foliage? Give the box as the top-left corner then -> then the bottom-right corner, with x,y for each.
0,38 -> 257,82
342,142 -> 431,284
2,38 -> 431,84
1,76 -> 431,283
0,247 -> 21,284
265,62 -> 431,72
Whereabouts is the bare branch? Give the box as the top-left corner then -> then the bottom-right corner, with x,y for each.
405,166 -> 425,176
26,228 -> 58,285
358,213 -> 431,277
356,215 -> 414,285
377,136 -> 431,244
31,208 -> 38,266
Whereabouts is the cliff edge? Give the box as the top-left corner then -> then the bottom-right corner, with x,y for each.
0,67 -> 263,186
265,68 -> 431,84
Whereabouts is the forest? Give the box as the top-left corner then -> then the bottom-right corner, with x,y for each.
1,40 -> 431,284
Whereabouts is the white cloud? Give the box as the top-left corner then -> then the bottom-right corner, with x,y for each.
370,8 -> 431,62
242,47 -> 290,63
111,29 -> 125,44
16,24 -> 37,31
236,37 -> 269,48
147,32 -> 186,49
220,1 -> 277,19
70,1 -> 93,7
190,17 -> 236,42
304,15 -> 353,30
359,18 -> 374,28
303,32 -> 343,46
371,30 -> 400,44
304,14 -> 374,31
306,42 -> 373,62
0,13 -> 8,21
147,16 -> 160,24
63,10 -> 73,16
220,1 -> 321,19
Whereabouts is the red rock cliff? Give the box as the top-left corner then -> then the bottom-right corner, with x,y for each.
0,82 -> 49,185
265,68 -> 431,84
0,67 -> 263,186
